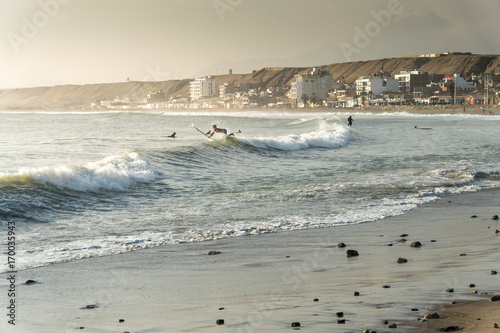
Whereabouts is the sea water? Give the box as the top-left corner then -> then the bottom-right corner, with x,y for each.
1,110 -> 499,272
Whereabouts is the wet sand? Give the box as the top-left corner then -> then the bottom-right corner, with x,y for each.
0,189 -> 499,332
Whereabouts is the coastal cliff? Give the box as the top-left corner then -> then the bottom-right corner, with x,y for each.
1,53 -> 498,109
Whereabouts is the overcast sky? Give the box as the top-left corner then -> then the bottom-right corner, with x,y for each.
1,0 -> 499,89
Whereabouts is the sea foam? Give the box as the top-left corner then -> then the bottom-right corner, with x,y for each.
2,152 -> 156,192
239,123 -> 352,151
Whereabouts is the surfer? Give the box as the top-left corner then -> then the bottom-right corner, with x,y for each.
167,132 -> 176,138
208,125 -> 234,138
347,116 -> 354,127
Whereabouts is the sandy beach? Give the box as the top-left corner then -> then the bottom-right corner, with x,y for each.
0,187 -> 498,332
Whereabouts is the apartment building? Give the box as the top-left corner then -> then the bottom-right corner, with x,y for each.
290,68 -> 333,103
190,76 -> 216,101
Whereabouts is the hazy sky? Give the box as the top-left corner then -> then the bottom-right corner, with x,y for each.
1,0 -> 499,89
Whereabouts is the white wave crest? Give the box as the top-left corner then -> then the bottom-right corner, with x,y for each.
239,123 -> 352,151
13,152 -> 156,192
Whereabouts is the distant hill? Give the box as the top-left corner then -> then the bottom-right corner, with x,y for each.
1,53 -> 498,109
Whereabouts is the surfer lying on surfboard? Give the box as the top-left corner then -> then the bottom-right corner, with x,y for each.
208,125 -> 235,138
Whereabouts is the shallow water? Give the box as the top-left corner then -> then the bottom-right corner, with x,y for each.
1,110 -> 499,272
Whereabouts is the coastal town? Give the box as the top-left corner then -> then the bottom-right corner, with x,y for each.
89,53 -> 500,111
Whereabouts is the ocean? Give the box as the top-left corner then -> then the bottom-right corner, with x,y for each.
1,110 -> 499,273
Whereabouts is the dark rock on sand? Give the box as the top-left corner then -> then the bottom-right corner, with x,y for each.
382,320 -> 389,324
313,298 -> 319,302
216,319 -> 225,325
492,270 -> 498,275
471,215 -> 478,218
337,319 -> 346,324
338,242 -> 346,248
436,326 -> 462,332
446,288 -> 455,293
119,319 -> 125,323
397,257 -> 408,264
291,322 -> 301,327
336,312 -> 344,318
354,291 -> 360,296
492,215 -> 499,220
424,312 -> 440,319
82,304 -> 98,309
494,323 -> 498,328
388,323 -> 397,328
398,238 -> 407,243
219,307 -> 224,310
490,295 -> 500,302
25,280 -> 37,285
411,308 -> 419,311
208,251 -> 221,255
410,241 -> 422,248
346,249 -> 359,257
382,285 -> 391,288
431,239 -> 437,242
400,234 -> 408,237
469,283 -> 475,288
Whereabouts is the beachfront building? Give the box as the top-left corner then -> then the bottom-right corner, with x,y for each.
355,77 -> 398,100
439,74 -> 475,92
394,70 -> 432,93
190,76 -> 216,101
219,83 -> 235,100
290,68 -> 333,104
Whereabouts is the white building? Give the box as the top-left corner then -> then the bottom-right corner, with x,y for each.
290,68 -> 333,103
355,77 -> 399,97
443,74 -> 475,91
190,76 -> 216,101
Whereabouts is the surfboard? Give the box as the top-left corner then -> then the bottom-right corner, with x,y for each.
192,124 -> 210,138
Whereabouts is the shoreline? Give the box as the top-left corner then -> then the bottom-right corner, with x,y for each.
0,104 -> 498,115
1,188 -> 499,332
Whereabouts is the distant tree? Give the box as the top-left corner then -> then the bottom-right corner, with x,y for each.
309,93 -> 319,106
447,80 -> 456,102
301,94 -> 309,105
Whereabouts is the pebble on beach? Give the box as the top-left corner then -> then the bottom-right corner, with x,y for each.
492,215 -> 499,220
336,312 -> 344,318
490,295 -> 500,302
338,242 -> 346,248
346,249 -> 359,257
208,251 -> 221,255
424,312 -> 440,319
291,322 -> 300,327
410,241 -> 422,248
25,280 -> 37,285
397,257 -> 408,264
216,319 -> 225,325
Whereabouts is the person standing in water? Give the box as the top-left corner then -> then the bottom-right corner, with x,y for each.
347,116 -> 354,127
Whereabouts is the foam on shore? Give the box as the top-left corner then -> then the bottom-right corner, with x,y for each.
0,189 -> 498,332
